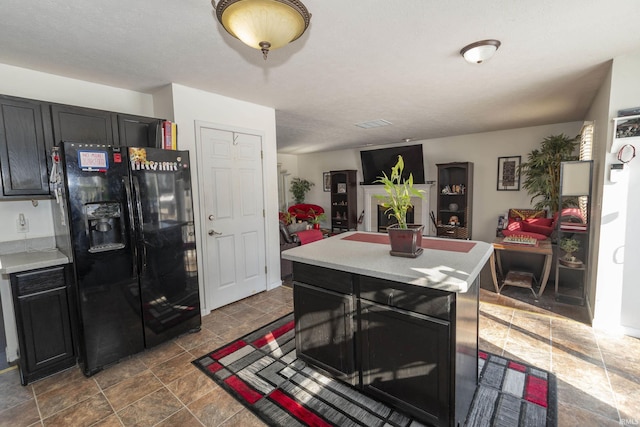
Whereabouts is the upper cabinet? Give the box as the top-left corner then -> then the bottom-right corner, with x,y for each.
0,96 -> 52,197
0,94 -> 166,198
117,114 -> 163,148
436,162 -> 473,239
50,104 -> 118,146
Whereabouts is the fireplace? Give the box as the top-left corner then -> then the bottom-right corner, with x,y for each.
377,205 -> 414,232
362,184 -> 432,234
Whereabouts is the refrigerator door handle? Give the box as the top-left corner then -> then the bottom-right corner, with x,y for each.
122,177 -> 138,276
132,176 -> 147,274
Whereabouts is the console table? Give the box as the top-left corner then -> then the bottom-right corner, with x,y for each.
490,237 -> 553,299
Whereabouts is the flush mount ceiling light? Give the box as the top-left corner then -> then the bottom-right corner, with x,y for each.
460,39 -> 501,64
212,0 -> 311,60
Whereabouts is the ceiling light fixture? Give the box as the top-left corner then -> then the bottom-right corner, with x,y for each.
460,39 -> 501,64
212,0 -> 311,60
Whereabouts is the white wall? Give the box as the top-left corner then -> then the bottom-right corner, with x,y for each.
294,122 -> 583,243
167,84 -> 281,311
591,51 -> 640,336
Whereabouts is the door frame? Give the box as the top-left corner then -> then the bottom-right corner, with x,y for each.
194,121 -> 269,313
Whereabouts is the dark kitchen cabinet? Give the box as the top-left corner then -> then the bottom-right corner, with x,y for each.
0,95 -> 52,197
11,265 -> 76,385
359,301 -> 450,426
50,103 -> 118,146
117,114 -> 163,148
292,263 -> 356,385
292,262 -> 479,427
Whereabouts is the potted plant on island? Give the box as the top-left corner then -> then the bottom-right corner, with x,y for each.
375,155 -> 426,257
559,237 -> 582,267
290,177 -> 314,204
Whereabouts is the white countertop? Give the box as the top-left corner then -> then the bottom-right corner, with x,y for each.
0,250 -> 69,275
282,231 -> 493,293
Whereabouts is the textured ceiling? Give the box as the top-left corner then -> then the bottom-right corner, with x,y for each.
2,0 -> 640,154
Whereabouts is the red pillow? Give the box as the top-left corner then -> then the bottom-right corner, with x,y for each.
521,221 -> 553,236
525,217 -> 553,227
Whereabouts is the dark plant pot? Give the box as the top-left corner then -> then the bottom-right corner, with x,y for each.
387,224 -> 424,258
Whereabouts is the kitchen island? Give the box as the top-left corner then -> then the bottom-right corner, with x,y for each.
282,231 -> 493,427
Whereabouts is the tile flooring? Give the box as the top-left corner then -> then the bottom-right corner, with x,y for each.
0,285 -> 638,426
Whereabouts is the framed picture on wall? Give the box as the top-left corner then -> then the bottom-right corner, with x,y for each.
497,156 -> 521,191
323,172 -> 331,192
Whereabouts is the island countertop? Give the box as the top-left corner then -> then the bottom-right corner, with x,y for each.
282,231 -> 493,293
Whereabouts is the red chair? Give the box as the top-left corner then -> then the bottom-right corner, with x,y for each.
287,204 -> 324,221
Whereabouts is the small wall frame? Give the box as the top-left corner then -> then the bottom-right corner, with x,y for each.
323,172 -> 331,192
497,156 -> 521,191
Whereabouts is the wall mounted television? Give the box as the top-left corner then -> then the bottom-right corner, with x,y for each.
360,145 -> 425,185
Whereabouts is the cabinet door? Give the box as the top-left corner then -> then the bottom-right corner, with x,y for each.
0,96 -> 50,196
51,104 -> 117,145
293,282 -> 357,385
11,266 -> 76,385
117,114 -> 162,148
360,300 -> 451,426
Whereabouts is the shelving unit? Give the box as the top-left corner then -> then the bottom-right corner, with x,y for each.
330,170 -> 357,233
436,162 -> 473,239
555,160 -> 593,305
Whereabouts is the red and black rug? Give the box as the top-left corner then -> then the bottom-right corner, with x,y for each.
193,313 -> 557,426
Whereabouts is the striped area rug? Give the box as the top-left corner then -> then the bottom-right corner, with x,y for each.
193,313 -> 557,426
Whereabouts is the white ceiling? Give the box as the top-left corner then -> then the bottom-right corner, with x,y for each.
2,0 -> 640,154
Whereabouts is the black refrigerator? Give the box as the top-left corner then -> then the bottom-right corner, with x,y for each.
57,142 -> 200,376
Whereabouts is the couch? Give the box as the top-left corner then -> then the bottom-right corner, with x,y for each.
501,207 -> 586,240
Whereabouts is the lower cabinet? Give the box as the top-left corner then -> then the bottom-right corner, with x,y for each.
10,265 -> 76,385
293,262 -> 479,427
359,301 -> 450,426
293,282 -> 356,385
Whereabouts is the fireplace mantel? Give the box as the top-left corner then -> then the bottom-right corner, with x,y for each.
362,184 -> 433,233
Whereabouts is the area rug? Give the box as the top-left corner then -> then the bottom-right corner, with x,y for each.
193,313 -> 557,426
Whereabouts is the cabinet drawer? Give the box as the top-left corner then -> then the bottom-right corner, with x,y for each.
359,275 -> 452,321
332,219 -> 347,227
293,263 -> 353,294
14,266 -> 66,297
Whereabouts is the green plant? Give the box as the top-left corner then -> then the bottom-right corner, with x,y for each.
560,237 -> 580,260
374,155 -> 425,229
308,211 -> 326,224
280,211 -> 296,225
290,177 -> 314,204
519,134 -> 579,214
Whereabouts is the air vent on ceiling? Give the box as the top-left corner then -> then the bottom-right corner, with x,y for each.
354,119 -> 392,129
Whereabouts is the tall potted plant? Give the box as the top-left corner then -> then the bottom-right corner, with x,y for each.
375,156 -> 425,257
519,134 -> 579,215
290,177 -> 314,204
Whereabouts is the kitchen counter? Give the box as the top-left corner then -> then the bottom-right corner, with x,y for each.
0,249 -> 69,275
281,231 -> 493,293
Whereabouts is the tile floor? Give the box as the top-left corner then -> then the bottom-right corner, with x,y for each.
0,284 -> 638,427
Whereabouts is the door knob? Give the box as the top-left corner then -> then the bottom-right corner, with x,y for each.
208,215 -> 215,221
208,229 -> 222,236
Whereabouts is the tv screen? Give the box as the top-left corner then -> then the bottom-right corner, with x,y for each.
360,145 -> 425,185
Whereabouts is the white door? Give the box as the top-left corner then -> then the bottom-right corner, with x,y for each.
196,123 -> 266,310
